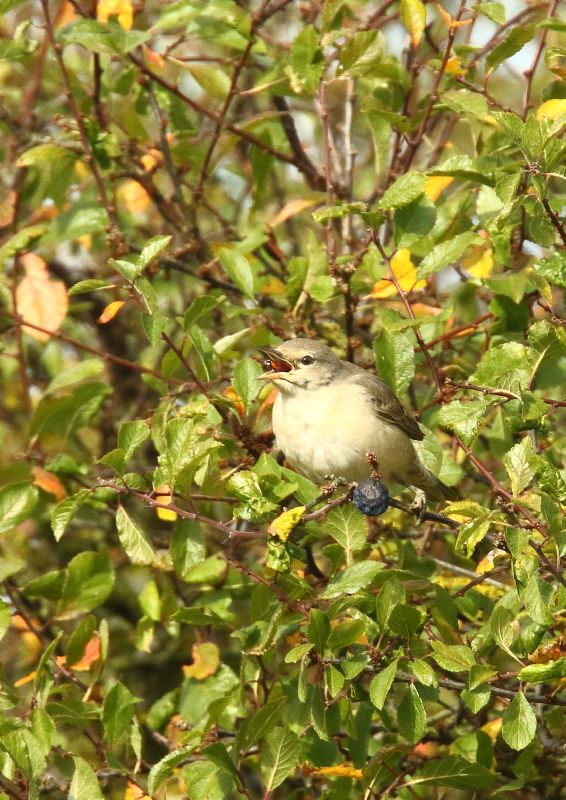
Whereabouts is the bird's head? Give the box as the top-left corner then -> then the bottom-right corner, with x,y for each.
258,338 -> 341,393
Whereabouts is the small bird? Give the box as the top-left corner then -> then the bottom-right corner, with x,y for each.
258,338 -> 458,508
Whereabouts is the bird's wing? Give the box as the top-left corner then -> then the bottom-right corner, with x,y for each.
348,368 -> 424,441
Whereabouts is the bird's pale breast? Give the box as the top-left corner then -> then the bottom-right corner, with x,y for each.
272,381 -> 417,483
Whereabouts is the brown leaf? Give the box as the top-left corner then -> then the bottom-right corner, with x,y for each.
97,300 -> 125,324
15,253 -> 68,341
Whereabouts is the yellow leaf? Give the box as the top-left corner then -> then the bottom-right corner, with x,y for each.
535,99 -> 566,121
14,670 -> 37,688
117,180 -> 150,214
268,506 -> 306,542
96,0 -> 133,30
400,0 -> 426,49
370,248 -> 425,298
183,642 -> 220,680
437,4 -> 471,28
140,149 -> 162,171
155,484 -> 177,522
97,300 -> 125,324
481,717 -> 502,742
269,198 -> 320,229
15,253 -> 68,341
32,466 -> 67,501
424,175 -> 453,202
124,781 -> 150,800
303,763 -> 363,779
261,277 -> 286,297
445,55 -> 466,76
462,244 -> 494,279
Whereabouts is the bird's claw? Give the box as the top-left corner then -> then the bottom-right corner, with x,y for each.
410,489 -> 427,523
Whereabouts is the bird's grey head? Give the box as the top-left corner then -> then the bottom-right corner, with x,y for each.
258,338 -> 342,393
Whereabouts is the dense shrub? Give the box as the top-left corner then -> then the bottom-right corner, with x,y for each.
1,0 -> 566,797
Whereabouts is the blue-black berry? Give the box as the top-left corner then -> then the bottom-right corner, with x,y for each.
353,479 -> 389,516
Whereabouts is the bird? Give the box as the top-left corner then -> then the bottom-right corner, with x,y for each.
258,338 -> 458,508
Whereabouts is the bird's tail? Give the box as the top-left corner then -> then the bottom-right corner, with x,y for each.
410,468 -> 460,503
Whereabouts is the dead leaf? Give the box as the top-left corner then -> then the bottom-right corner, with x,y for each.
124,782 -> 151,800
370,248 -> 425,298
15,253 -> 68,341
302,763 -> 362,779
182,642 -> 220,680
32,466 -> 67,501
97,300 -> 125,324
72,632 -> 101,670
54,0 -> 76,28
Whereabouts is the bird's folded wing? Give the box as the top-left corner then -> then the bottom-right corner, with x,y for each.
354,372 -> 424,441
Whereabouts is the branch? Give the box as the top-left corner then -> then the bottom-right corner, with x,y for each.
271,96 -> 327,192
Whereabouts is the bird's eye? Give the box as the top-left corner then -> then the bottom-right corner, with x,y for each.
300,355 -> 315,366
263,359 -> 273,371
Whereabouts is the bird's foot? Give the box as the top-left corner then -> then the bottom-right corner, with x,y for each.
410,489 -> 427,522
321,475 -> 349,494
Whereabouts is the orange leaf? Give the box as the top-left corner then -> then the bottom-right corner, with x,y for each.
96,0 -> 133,29
73,632 -> 101,670
0,191 -> 16,228
257,388 -> 278,422
117,179 -> 150,214
32,466 -> 67,501
15,253 -> 68,341
269,198 -> 319,229
370,248 -> 425,298
14,670 -> 37,688
97,300 -> 125,324
182,642 -> 220,680
54,0 -> 76,28
154,484 -> 177,522
437,4 -> 472,28
225,386 -> 245,417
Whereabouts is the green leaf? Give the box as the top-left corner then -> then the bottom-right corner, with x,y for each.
308,608 -> 331,653
477,2 -> 505,24
408,755 -> 497,789
116,505 -> 158,566
388,604 -> 423,638
398,684 -> 426,743
338,30 -> 383,76
534,252 -> 566,288
378,171 -> 426,209
0,224 -> 47,264
41,203 -> 109,245
218,248 -> 255,299
486,25 -> 536,71
412,659 -> 438,687
47,358 -> 105,394
503,437 -> 536,496
138,235 -> 172,269
232,358 -> 263,412
68,279 -> 116,295
59,551 -> 115,617
51,490 -> 89,542
31,382 -> 112,440
518,659 -> 566,683
325,505 -> 367,565
312,202 -> 367,223
443,89 -> 488,119
260,727 -> 301,792
490,605 -> 519,662
285,25 -> 323,96
102,681 -> 138,744
400,0 -> 425,47
0,483 -> 38,534
320,561 -> 384,599
118,420 -> 151,460
522,573 -> 554,626
184,62 -> 231,100
182,761 -> 234,800
148,749 -> 195,794
437,399 -> 489,445
58,19 -> 149,55
431,642 -> 476,672
501,692 -> 537,751
369,660 -> 398,710
374,328 -> 415,397
69,756 -> 104,800
327,619 -> 365,650
417,232 -> 480,279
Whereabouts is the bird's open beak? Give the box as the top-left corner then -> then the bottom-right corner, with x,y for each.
257,347 -> 294,381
